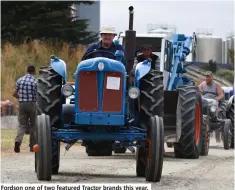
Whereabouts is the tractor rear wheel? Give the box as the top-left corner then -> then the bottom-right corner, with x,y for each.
35,114 -> 52,181
139,70 -> 164,129
226,96 -> 234,149
200,115 -> 210,156
136,147 -> 145,177
37,66 -> 63,174
174,85 -> 203,159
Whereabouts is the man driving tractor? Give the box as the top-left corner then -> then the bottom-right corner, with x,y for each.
80,25 -> 135,154
198,71 -> 225,142
81,26 -> 124,60
198,71 -> 224,101
137,44 -> 159,70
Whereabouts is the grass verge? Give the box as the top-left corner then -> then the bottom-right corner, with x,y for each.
1,128 -> 29,152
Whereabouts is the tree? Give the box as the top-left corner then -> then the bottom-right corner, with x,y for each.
208,59 -> 217,73
227,49 -> 234,65
1,1 -> 99,45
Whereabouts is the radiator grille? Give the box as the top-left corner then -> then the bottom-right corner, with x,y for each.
102,72 -> 123,112
78,71 -> 98,111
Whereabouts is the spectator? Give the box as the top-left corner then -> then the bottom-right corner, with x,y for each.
13,65 -> 37,153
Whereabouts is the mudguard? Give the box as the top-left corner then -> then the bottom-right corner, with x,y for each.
134,59 -> 151,87
50,55 -> 67,83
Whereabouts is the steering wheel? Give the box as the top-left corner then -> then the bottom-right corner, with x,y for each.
83,49 -> 116,60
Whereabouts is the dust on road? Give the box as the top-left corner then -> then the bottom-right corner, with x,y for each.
1,138 -> 234,190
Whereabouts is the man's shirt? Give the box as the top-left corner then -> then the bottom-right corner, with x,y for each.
15,74 -> 37,102
81,41 -> 124,60
137,53 -> 159,70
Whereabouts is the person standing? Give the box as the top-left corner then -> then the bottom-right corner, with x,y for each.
13,65 -> 37,153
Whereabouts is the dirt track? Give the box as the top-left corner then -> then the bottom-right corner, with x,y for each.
1,138 -> 234,190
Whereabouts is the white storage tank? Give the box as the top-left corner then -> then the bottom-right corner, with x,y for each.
222,40 -> 226,63
195,34 -> 223,63
225,35 -> 234,63
226,36 -> 234,49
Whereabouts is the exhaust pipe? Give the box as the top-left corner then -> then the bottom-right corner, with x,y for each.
124,6 -> 136,74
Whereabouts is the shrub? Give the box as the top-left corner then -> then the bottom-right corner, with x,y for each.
216,69 -> 234,84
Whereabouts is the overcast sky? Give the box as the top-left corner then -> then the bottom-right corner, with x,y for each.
100,0 -> 234,40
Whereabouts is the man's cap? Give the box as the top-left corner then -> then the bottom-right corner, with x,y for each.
205,71 -> 213,76
100,26 -> 117,35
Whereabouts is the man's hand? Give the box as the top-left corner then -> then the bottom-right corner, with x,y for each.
13,89 -> 19,99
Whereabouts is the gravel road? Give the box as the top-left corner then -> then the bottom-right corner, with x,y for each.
1,138 -> 234,190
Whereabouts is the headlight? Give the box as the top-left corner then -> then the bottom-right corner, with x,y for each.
128,87 -> 140,99
210,105 -> 217,113
61,84 -> 74,97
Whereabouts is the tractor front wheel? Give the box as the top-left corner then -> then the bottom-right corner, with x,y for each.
35,114 -> 52,181
145,115 -> 164,182
222,119 -> 232,150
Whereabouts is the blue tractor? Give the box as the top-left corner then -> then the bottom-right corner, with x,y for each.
206,86 -> 234,149
34,6 -> 164,182
159,33 -> 210,158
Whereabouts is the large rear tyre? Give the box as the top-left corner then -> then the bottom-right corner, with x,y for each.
139,70 -> 164,129
35,114 -> 52,181
52,140 -> 60,174
145,115 -> 164,182
37,66 -> 63,128
174,86 -> 203,159
136,147 -> 145,177
200,115 -> 210,156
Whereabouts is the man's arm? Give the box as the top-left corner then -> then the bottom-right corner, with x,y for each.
198,82 -> 203,94
81,44 -> 95,61
215,83 -> 224,101
13,80 -> 19,99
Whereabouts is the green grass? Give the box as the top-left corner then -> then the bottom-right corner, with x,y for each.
1,128 -> 29,152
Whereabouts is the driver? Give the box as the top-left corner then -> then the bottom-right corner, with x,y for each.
136,44 -> 159,70
81,26 -> 124,60
198,71 -> 224,101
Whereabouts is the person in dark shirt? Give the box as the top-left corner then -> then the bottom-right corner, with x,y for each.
81,26 -> 124,61
137,44 -> 159,70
